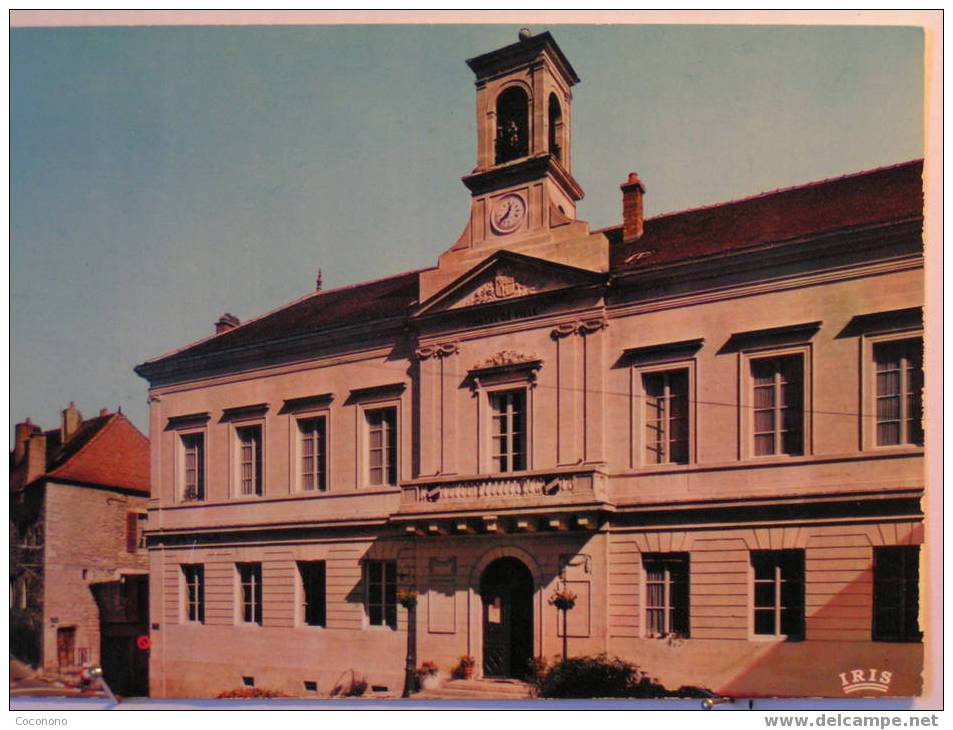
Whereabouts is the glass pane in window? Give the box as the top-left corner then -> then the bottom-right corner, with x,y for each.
646,608 -> 664,635
780,607 -> 802,636
754,582 -> 775,608
754,410 -> 775,432
754,609 -> 775,635
754,433 -> 775,456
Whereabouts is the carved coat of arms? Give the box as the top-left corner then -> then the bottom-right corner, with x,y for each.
469,270 -> 536,305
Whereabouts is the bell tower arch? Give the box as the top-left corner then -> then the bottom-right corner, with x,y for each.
466,30 -> 582,217
419,30 -> 609,302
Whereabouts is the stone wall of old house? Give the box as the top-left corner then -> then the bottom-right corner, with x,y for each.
41,482 -> 149,673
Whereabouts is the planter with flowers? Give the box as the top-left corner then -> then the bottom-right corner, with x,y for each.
416,660 -> 440,691
451,655 -> 476,680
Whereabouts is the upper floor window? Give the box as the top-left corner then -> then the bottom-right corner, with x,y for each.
874,339 -> 923,446
495,86 -> 529,164
181,564 -> 205,624
643,553 -> 690,637
873,546 -> 921,642
365,559 -> 397,629
237,562 -> 263,625
181,433 -> 205,501
751,550 -> 804,639
643,370 -> 689,465
490,389 -> 527,472
298,561 -> 327,628
298,417 -> 327,492
236,425 -> 263,497
366,407 -> 398,487
751,355 -> 803,456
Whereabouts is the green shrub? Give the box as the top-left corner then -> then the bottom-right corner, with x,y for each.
532,654 -> 670,699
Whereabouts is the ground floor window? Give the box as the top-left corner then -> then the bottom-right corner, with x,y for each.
873,546 -> 921,642
182,564 -> 205,623
365,560 -> 397,629
643,553 -> 690,637
237,562 -> 263,625
299,561 -> 327,627
752,550 -> 804,639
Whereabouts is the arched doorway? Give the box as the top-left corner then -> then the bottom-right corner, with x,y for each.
480,556 -> 533,679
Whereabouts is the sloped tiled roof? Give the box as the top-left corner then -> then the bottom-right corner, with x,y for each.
139,268 -> 423,368
11,413 -> 150,495
609,159 -> 923,272
137,160 -> 923,375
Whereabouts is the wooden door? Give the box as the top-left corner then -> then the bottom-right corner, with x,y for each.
56,626 -> 76,669
483,587 -> 512,677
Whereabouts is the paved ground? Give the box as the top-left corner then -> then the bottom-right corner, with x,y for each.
9,657 -> 108,699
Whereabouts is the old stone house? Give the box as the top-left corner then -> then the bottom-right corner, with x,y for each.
135,32 -> 925,699
10,403 -> 151,695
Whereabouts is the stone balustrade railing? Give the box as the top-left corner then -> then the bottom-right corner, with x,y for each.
399,468 -> 605,509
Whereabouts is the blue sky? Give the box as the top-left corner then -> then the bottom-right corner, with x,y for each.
10,23 -> 924,436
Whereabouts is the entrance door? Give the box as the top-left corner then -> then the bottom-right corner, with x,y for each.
481,557 -> 533,679
56,627 -> 76,669
91,576 -> 150,696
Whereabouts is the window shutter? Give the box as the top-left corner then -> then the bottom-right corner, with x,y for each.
126,512 -> 138,553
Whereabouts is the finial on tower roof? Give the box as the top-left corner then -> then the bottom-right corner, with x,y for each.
518,28 -> 532,41
316,269 -> 324,292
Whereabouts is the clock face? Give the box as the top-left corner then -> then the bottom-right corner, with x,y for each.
490,194 -> 527,234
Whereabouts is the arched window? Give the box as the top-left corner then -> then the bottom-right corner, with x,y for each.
548,93 -> 564,163
495,87 -> 529,164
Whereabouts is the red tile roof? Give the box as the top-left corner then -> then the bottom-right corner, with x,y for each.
609,159 -> 923,271
140,268 -> 423,367
11,413 -> 150,494
138,161 -> 922,373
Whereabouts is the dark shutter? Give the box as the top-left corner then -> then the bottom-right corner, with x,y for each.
126,512 -> 139,553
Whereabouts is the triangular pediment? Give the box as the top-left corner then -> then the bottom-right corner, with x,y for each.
414,250 -> 605,317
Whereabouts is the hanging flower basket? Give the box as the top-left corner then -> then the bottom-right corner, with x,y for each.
398,589 -> 418,610
548,587 -> 577,612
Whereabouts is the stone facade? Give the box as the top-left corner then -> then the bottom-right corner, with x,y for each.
40,482 -> 149,672
136,32 -> 925,699
10,406 -> 151,689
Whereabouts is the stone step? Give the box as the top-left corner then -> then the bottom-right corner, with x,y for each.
416,678 -> 533,700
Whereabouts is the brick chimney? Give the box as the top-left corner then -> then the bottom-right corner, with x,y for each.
61,402 -> 83,443
620,172 -> 646,242
25,431 -> 47,484
13,418 -> 35,464
215,312 -> 240,334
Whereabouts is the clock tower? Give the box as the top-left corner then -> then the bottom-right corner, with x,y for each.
419,30 -> 610,300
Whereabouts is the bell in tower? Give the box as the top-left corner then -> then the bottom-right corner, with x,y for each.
462,29 -> 583,229
419,29 -> 609,302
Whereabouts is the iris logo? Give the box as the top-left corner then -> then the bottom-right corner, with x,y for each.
839,669 -> 892,694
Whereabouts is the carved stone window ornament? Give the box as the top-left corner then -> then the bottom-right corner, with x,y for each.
468,350 -> 542,391
415,342 -> 460,360
550,317 -> 608,339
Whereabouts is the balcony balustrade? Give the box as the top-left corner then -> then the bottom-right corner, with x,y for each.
398,467 -> 607,515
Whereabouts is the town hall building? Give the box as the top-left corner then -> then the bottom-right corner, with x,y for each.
135,32 -> 925,699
